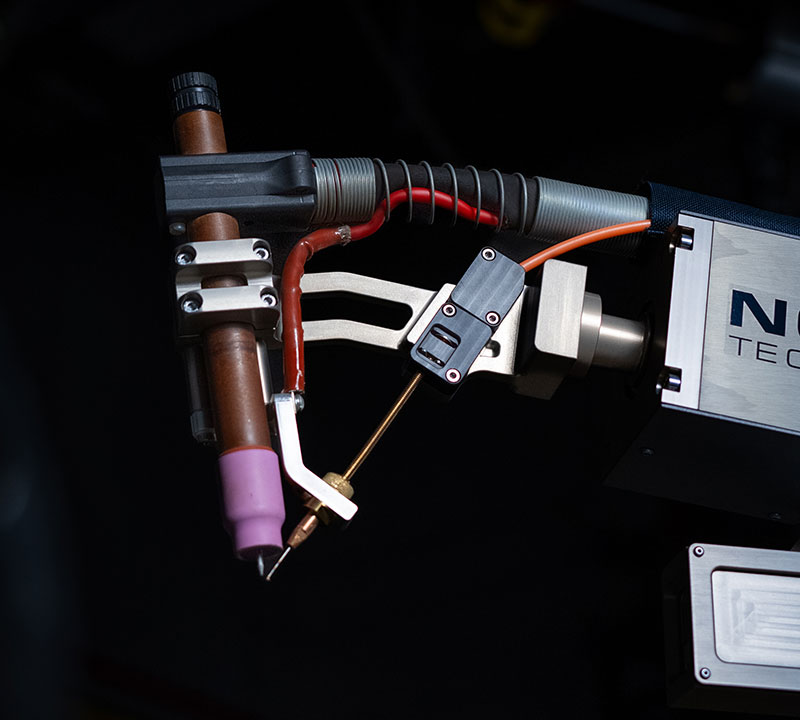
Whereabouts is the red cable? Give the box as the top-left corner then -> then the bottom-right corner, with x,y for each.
281,188 -> 500,393
351,188 -> 501,240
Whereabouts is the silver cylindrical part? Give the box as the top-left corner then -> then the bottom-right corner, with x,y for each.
311,157 -> 376,225
570,293 -> 647,378
575,292 -> 603,377
183,345 -> 216,445
532,177 -> 649,256
593,315 -> 647,372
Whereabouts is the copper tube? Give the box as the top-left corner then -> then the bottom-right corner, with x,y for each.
190,212 -> 239,245
173,110 -> 227,155
203,323 -> 271,451
173,105 -> 272,453
287,513 -> 320,549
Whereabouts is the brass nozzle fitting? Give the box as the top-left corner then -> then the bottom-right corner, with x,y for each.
303,472 -> 354,522
288,472 -> 354,550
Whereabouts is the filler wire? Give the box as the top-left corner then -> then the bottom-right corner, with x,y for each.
342,372 -> 422,482
265,372 -> 423,582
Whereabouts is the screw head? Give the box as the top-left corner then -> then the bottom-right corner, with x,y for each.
169,222 -> 187,236
657,367 -> 682,394
693,546 -> 705,557
481,247 -> 496,261
181,295 -> 202,313
699,667 -> 711,680
485,311 -> 500,326
442,304 -> 456,318
261,291 -> 277,307
294,394 -> 305,413
175,245 -> 196,265
676,226 -> 695,250
253,241 -> 270,260
640,447 -> 655,457
445,369 -> 461,384
769,512 -> 783,522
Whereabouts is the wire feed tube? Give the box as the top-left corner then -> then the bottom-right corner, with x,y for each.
280,188 -> 500,394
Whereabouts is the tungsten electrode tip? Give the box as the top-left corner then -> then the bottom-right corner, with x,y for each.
265,546 -> 292,582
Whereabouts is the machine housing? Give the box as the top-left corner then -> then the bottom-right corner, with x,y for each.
605,214 -> 800,525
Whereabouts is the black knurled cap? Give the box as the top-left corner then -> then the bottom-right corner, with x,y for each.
169,71 -> 221,118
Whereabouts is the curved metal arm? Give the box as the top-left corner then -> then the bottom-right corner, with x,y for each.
272,393 -> 358,521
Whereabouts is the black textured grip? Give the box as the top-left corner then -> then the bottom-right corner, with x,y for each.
410,249 -> 525,393
169,71 -> 221,118
646,182 -> 800,237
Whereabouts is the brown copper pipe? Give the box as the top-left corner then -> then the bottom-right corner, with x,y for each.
173,109 -> 272,453
173,110 -> 228,155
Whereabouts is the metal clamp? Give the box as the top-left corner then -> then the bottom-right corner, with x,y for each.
174,237 -> 279,339
272,393 -> 358,521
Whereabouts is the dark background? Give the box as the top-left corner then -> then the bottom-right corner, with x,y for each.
2,1 -> 800,718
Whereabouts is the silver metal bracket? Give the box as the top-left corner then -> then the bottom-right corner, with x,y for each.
300,271 -> 524,379
512,259 -> 647,399
174,237 -> 279,339
300,272 -> 437,351
272,392 -> 358,521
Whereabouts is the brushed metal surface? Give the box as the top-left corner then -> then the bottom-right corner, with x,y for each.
300,271 -> 525,379
688,543 -> 800,692
662,215 -> 714,410
534,259 -> 587,358
700,221 -> 800,433
300,271 -> 437,351
174,237 -> 274,296
573,292 -> 602,377
712,570 -> 800,669
594,314 -> 646,371
176,285 -> 280,337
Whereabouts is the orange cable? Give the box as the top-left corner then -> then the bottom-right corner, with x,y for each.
519,220 -> 652,272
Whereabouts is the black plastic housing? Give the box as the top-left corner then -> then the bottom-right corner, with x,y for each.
169,71 -> 221,118
158,150 -> 317,231
410,248 -> 525,393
